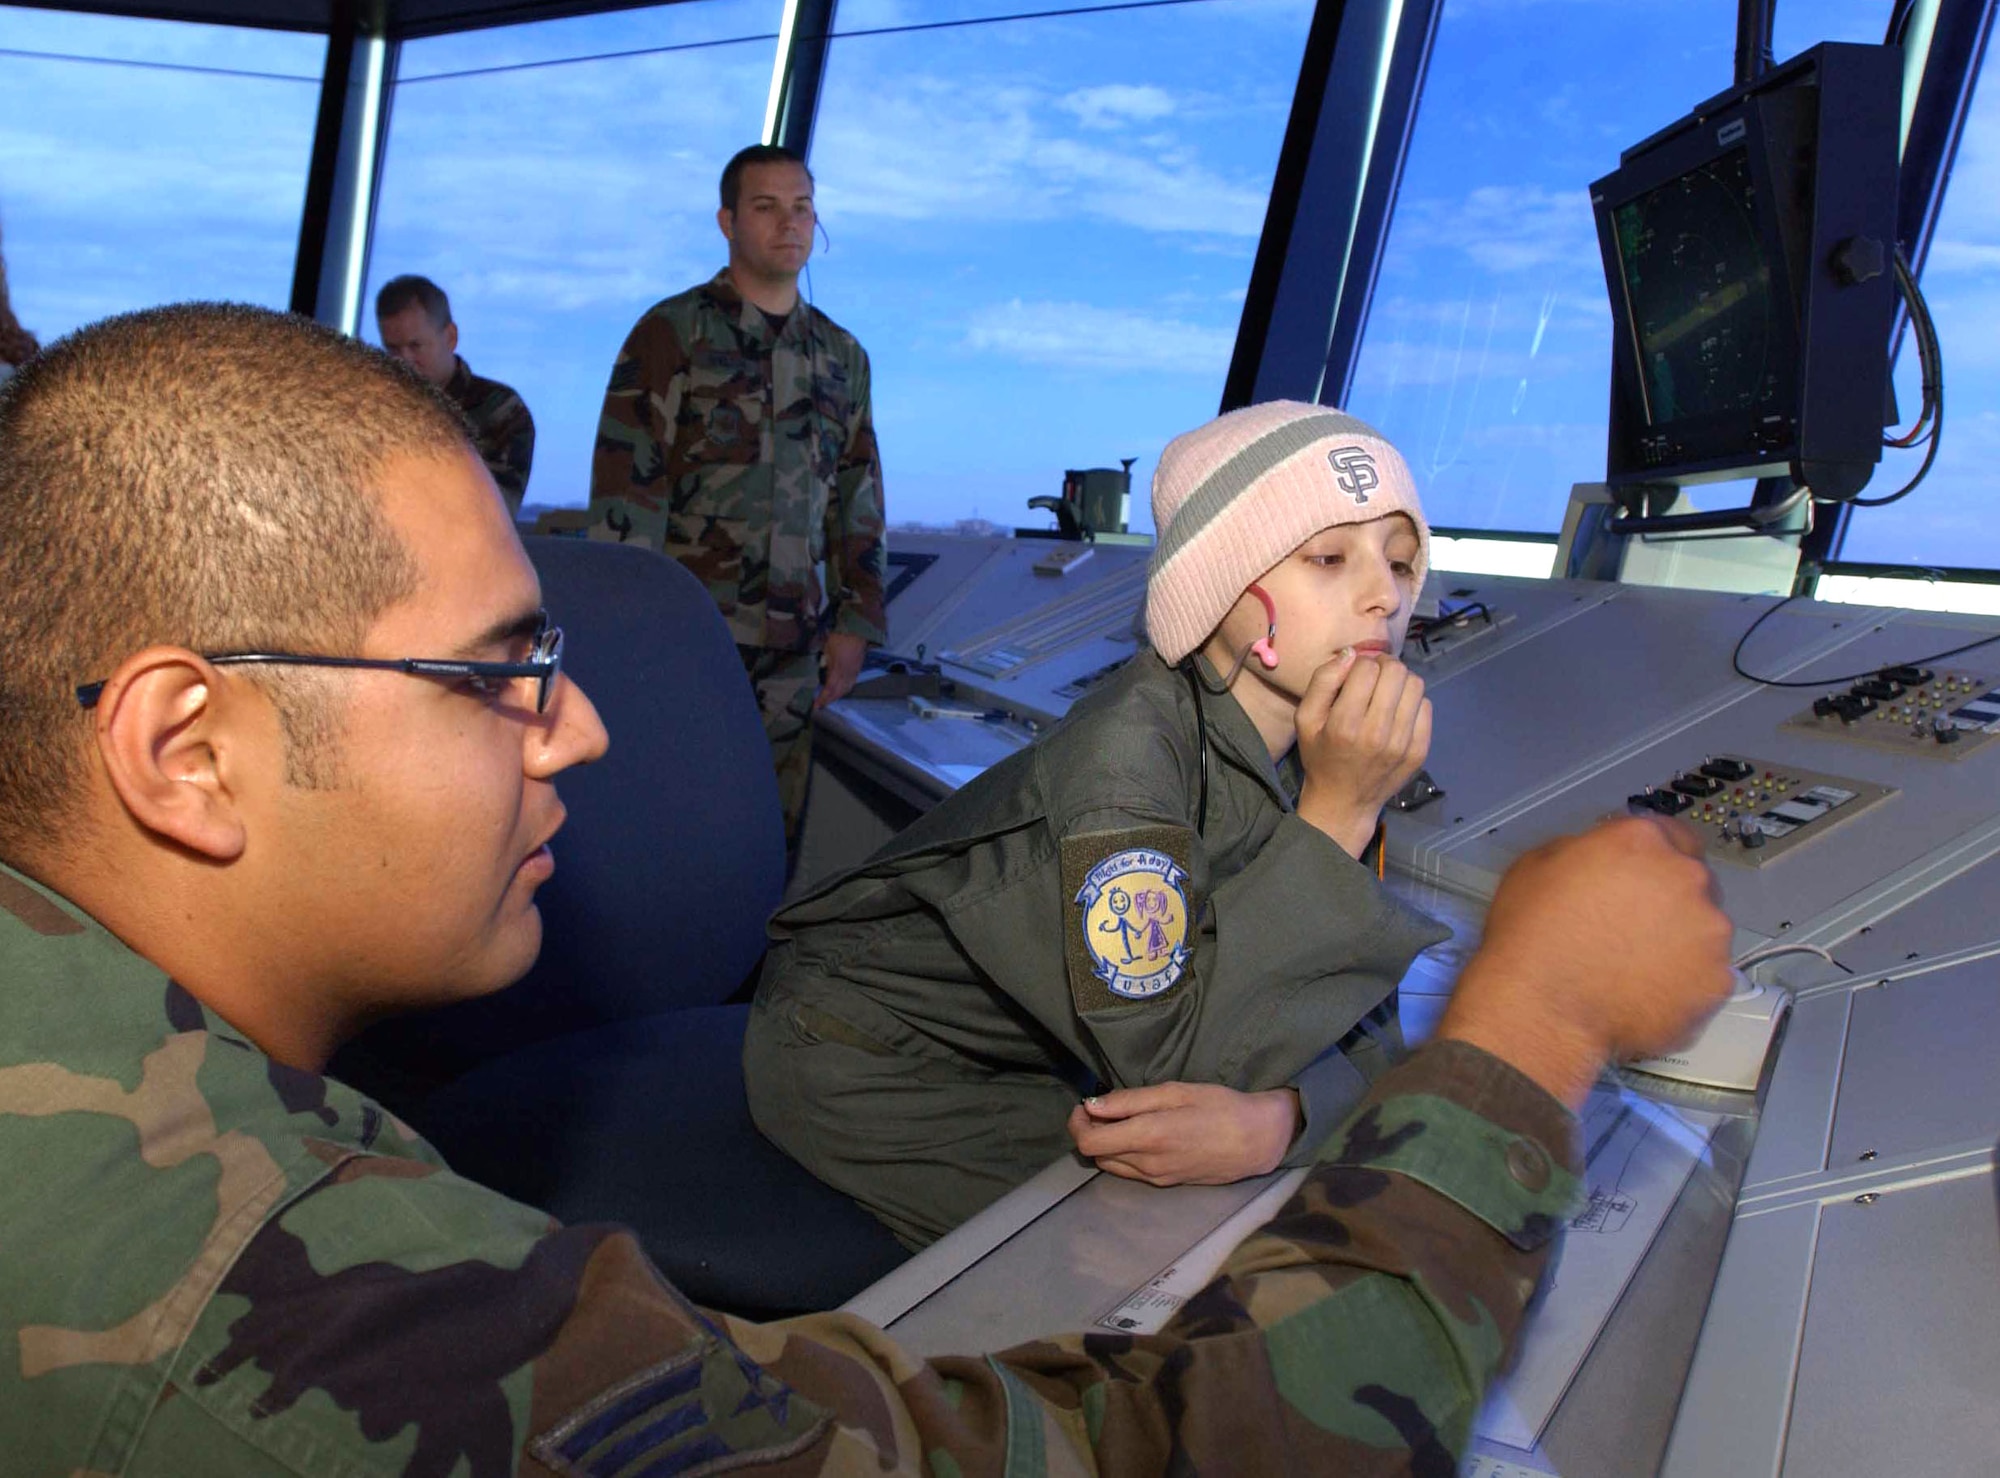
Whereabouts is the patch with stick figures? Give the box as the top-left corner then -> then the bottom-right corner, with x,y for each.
1061,826 -> 1196,1011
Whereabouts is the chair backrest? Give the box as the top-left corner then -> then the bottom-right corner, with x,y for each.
333,536 -> 786,1100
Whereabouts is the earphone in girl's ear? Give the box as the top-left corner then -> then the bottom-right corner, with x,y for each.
1248,583 -> 1279,670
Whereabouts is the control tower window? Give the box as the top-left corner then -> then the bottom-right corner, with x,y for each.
1836,41 -> 2000,572
362,2 -> 785,515
1346,0 -> 1743,537
806,0 -> 1314,535
0,5 -> 323,339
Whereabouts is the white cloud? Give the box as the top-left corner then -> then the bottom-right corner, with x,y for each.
963,298 -> 1234,372
362,46 -> 775,313
1925,100 -> 2000,271
1059,83 -> 1176,129
1380,181 -> 1600,278
1925,240 -> 2000,274
811,72 -> 1270,238
1368,287 -> 1607,334
0,58 -> 321,335
1455,184 -> 1598,274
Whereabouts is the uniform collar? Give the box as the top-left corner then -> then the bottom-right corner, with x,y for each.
1174,653 -> 1299,811
0,859 -> 245,1051
443,355 -> 473,400
704,268 -> 802,349
0,860 -> 410,1152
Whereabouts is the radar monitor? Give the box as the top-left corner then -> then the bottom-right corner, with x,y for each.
1591,43 -> 1902,500
1611,145 -> 1785,431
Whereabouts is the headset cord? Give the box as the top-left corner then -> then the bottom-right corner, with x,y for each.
1182,661 -> 1212,837
1190,639 -> 1262,695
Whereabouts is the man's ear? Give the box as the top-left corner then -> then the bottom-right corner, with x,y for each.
716,205 -> 734,243
91,649 -> 258,862
442,320 -> 460,357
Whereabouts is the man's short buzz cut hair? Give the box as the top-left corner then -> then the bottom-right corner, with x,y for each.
376,273 -> 452,329
0,302 -> 475,860
719,144 -> 813,213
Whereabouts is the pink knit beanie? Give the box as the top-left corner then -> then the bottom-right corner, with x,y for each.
1145,401 -> 1429,663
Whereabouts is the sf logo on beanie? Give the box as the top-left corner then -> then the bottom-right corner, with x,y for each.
1327,446 -> 1379,504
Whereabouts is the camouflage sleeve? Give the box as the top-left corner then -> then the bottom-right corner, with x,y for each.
1277,992 -> 1406,1168
826,344 -> 888,646
492,393 -> 535,513
129,1041 -> 1572,1475
589,308 -> 690,545
725,1036 -> 1579,1475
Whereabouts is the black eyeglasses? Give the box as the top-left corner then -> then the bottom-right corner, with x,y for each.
75,614 -> 565,714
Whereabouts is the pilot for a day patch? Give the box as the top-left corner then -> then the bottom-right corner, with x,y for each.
1061,826 -> 1196,1013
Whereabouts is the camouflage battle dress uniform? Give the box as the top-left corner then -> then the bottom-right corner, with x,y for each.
0,860 -> 1582,1476
446,355 -> 536,515
591,271 -> 888,846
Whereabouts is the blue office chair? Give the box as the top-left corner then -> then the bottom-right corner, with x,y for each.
332,536 -> 908,1316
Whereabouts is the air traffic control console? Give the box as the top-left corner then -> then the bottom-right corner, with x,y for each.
806,530 -> 2000,1477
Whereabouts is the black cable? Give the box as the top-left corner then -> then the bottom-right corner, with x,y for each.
1731,593 -> 2000,687
1854,248 -> 1945,508
1856,423 -> 1942,509
397,32 -> 780,86
1887,0 -> 1920,46
1187,639 -> 1264,694
1180,661 -> 1211,837
832,0 -> 1224,44
802,255 -> 828,479
0,45 -> 318,83
799,251 -> 842,646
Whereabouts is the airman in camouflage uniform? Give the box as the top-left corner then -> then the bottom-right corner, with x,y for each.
0,303 -> 1741,1476
377,272 -> 537,514
446,356 -> 535,513
591,147 -> 888,849
1,858 -> 1594,1477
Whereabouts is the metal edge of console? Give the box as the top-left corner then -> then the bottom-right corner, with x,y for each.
840,1156 -> 1099,1330
1662,1142 -> 1999,1478
1412,577 -> 1623,687
1739,991 -> 1853,1192
814,704 -> 961,811
1658,1200 -> 1821,1478
1737,1138 -> 1997,1217
1777,806 -> 2000,968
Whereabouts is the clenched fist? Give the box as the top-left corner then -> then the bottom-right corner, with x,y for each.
1437,815 -> 1738,1111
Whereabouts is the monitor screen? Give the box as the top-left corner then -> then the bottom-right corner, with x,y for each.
1611,146 -> 1781,428
1592,44 -> 1901,496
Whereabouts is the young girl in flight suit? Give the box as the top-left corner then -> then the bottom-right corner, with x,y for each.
744,401 -> 1446,1247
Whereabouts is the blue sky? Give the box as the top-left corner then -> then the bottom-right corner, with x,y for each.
364,0 -> 1313,534
1,0 -> 1993,566
0,7 -> 322,323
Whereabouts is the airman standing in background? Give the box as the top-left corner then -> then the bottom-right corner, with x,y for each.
591,144 -> 888,859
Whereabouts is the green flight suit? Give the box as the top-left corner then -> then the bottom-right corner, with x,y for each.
0,859 -> 1578,1476
746,650 -> 1450,1246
